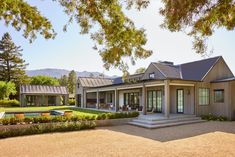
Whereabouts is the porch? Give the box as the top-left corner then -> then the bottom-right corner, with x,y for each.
84,80 -> 196,117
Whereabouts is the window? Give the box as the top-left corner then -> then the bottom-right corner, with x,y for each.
107,93 -> 113,103
124,92 -> 139,110
77,83 -> 80,88
214,89 -> 224,103
199,88 -> 210,105
149,73 -> 155,79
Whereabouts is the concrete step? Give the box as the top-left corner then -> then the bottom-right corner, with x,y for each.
138,114 -> 197,121
132,117 -> 202,125
128,119 -> 206,129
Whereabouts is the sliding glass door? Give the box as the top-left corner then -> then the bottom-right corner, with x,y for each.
147,90 -> 162,113
177,89 -> 184,113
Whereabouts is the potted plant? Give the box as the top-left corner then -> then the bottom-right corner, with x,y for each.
14,112 -> 24,119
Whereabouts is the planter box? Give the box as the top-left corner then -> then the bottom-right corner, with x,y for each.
14,113 -> 24,119
95,118 -> 134,127
41,112 -> 50,117
64,111 -> 73,117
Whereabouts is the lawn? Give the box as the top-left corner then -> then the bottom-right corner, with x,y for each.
0,106 -> 106,116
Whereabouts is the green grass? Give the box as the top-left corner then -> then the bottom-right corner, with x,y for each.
0,106 -> 106,116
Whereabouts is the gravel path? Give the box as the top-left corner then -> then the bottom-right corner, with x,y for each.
0,121 -> 235,157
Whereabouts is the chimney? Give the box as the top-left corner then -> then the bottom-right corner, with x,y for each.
158,61 -> 174,65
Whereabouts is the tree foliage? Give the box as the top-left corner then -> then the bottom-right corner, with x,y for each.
135,67 -> 146,74
0,0 -> 55,42
58,75 -> 68,86
0,0 -> 152,73
160,0 -> 235,55
30,75 -> 59,86
0,81 -> 17,100
68,70 -> 77,94
0,33 -> 28,85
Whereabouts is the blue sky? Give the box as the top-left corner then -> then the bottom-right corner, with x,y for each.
0,0 -> 235,76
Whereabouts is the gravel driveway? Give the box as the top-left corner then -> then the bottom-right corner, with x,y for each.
0,121 -> 235,157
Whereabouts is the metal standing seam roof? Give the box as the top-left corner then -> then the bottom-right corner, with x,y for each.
179,56 -> 221,81
151,56 -> 222,81
78,77 -> 113,87
152,63 -> 181,79
20,85 -> 68,94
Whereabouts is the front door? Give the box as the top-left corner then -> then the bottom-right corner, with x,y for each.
177,89 -> 184,113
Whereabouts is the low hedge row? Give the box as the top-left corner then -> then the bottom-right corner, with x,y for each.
0,112 -> 139,125
0,99 -> 20,107
201,114 -> 227,121
0,121 -> 96,139
68,99 -> 75,105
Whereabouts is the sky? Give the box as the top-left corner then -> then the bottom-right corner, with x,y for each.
0,0 -> 235,76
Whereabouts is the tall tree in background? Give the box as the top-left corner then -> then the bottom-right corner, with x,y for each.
58,75 -> 68,86
68,70 -> 77,94
0,33 -> 28,86
30,75 -> 59,86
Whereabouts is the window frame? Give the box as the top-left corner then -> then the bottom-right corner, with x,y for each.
214,89 -> 225,103
198,88 -> 210,106
149,73 -> 155,79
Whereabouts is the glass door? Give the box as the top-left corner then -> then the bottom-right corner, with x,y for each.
147,90 -> 162,113
156,90 -> 162,113
177,89 -> 184,113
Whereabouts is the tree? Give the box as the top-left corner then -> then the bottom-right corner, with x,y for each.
30,75 -> 59,86
160,0 -> 235,55
135,67 -> 146,74
68,70 -> 77,94
0,33 -> 28,85
58,75 -> 68,86
0,0 -> 152,73
0,81 -> 17,100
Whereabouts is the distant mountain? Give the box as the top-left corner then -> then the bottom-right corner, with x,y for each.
26,68 -> 118,78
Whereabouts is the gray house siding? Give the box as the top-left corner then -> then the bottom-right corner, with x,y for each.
142,63 -> 165,80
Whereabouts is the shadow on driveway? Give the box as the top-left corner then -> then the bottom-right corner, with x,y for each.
99,121 -> 235,142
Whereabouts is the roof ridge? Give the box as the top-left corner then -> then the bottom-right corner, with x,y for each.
178,56 -> 222,66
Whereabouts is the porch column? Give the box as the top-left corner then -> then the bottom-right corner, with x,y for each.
114,89 -> 119,112
164,80 -> 170,118
64,95 -> 69,106
83,91 -> 87,108
142,85 -> 147,115
96,91 -> 99,109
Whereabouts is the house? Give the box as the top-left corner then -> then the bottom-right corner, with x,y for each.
20,85 -> 69,106
75,56 -> 235,120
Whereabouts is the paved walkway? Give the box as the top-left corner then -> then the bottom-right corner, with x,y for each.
0,121 -> 235,157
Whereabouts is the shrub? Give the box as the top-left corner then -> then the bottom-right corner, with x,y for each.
0,99 -> 20,107
0,121 -> 96,139
68,99 -> 75,106
201,114 -> 228,121
95,112 -> 139,120
0,112 -> 140,125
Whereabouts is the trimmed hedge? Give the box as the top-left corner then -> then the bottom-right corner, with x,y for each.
0,121 -> 96,139
0,112 -> 139,125
0,99 -> 20,107
68,99 -> 75,105
201,114 -> 227,121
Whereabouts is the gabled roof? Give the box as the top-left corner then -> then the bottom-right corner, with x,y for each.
152,63 -> 181,79
20,85 -> 68,95
179,56 -> 221,81
78,77 -> 113,87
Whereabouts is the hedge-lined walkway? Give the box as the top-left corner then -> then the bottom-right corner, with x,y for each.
0,121 -> 235,157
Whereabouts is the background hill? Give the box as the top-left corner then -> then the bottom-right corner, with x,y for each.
26,68 -> 117,78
